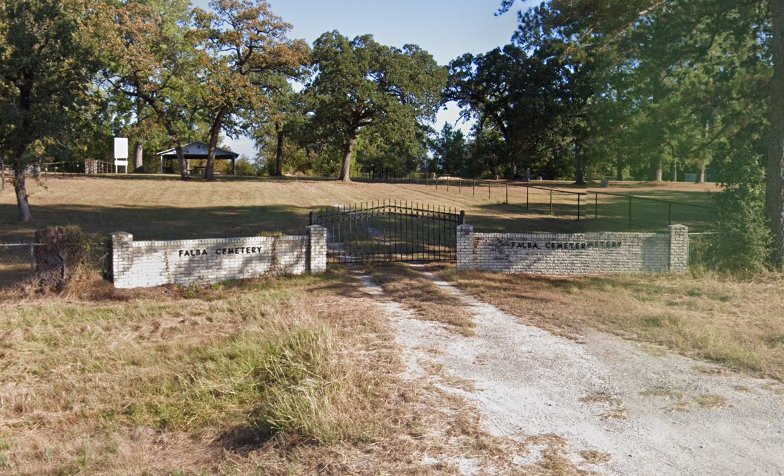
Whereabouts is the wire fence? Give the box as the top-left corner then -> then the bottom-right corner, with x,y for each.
349,171 -> 716,233
0,243 -> 39,289
0,234 -> 111,291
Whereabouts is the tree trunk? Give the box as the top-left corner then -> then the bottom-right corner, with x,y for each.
616,161 -> 624,181
654,158 -> 663,182
768,0 -> 784,268
13,164 -> 32,223
698,163 -> 706,183
338,130 -> 358,183
205,108 -> 225,181
176,143 -> 189,180
574,143 -> 586,185
274,121 -> 284,177
134,143 -> 144,173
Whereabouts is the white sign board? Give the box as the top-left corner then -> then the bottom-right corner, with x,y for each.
114,137 -> 129,159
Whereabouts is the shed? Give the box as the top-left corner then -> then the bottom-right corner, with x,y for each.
156,142 -> 240,175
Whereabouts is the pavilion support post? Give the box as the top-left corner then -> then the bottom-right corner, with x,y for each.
232,157 -> 236,176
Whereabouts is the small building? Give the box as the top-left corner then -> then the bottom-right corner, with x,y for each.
156,142 -> 240,175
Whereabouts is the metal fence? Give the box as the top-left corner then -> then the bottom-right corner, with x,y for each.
310,201 -> 465,263
347,172 -> 717,232
0,243 -> 39,289
0,233 -> 111,290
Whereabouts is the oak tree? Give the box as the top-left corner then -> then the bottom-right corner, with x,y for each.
0,0 -> 97,222
305,31 -> 445,182
193,0 -> 308,180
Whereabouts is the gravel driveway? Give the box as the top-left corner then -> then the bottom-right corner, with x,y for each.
361,269 -> 784,475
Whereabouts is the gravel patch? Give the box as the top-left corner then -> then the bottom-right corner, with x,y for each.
360,267 -> 784,475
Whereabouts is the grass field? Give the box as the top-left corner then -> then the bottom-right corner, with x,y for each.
0,272 -> 536,474
0,175 -> 719,241
5,174 -> 772,473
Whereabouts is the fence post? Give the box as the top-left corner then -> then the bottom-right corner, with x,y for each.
459,210 -> 466,225
594,193 -> 598,219
29,243 -> 35,271
549,190 -> 553,214
577,194 -> 581,221
472,180 -> 475,197
488,184 -> 491,200
628,196 -> 633,227
309,211 -> 314,226
526,186 -> 529,211
458,178 -> 461,194
505,183 -> 509,204
668,202 -> 672,225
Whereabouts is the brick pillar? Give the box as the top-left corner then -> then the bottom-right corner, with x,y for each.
112,232 -> 133,288
457,224 -> 474,271
668,225 -> 689,273
306,225 -> 327,273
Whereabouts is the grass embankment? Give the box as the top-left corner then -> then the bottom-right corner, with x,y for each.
443,268 -> 784,381
0,271 -> 534,474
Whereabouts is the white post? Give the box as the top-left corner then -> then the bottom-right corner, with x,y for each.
114,138 -> 128,175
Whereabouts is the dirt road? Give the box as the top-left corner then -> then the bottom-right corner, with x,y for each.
361,269 -> 784,474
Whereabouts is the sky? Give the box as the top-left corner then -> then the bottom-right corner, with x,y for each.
192,0 -> 531,158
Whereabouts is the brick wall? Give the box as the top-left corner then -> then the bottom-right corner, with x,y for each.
112,226 -> 327,289
457,224 -> 689,275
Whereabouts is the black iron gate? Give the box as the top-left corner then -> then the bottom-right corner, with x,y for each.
310,201 -> 465,263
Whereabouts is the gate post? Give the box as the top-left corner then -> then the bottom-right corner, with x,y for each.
306,225 -> 327,273
668,225 -> 689,273
456,224 -> 474,271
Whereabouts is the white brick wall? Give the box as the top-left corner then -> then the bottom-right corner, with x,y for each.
112,226 -> 327,289
457,224 -> 689,275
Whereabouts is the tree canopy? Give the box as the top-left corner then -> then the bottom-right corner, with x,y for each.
0,0 -> 98,222
304,31 -> 446,182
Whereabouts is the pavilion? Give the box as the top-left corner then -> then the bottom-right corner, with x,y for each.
156,142 -> 240,175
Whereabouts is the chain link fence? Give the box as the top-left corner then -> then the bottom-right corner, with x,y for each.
0,243 -> 39,289
0,233 -> 111,291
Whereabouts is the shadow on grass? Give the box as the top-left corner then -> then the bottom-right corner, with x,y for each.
85,173 -> 340,183
470,200 -> 716,233
0,203 -> 312,241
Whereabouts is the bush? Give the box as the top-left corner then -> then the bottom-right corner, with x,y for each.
703,137 -> 771,271
703,184 -> 771,272
34,225 -> 86,290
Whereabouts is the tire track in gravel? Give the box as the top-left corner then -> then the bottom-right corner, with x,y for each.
360,264 -> 784,475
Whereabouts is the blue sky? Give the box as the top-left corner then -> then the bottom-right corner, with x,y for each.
192,0 -> 532,157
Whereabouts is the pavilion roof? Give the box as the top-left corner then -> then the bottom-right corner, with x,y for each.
156,142 -> 239,158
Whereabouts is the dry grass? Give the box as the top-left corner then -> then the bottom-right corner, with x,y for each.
580,450 -> 612,465
442,268 -> 784,382
368,263 -> 475,336
0,175 -> 718,242
0,269 -> 567,474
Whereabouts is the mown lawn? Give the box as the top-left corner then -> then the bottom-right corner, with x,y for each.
0,175 -> 718,241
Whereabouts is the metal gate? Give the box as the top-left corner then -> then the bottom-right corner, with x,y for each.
310,201 -> 465,263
